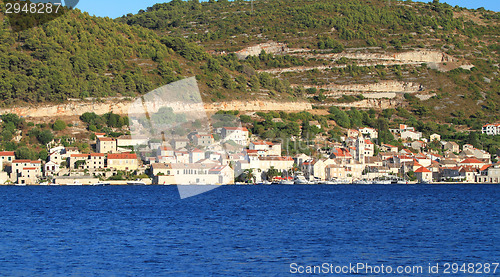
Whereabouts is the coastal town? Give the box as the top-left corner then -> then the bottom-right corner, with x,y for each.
0,116 -> 499,186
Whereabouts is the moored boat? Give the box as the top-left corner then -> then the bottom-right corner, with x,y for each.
127,181 -> 146,185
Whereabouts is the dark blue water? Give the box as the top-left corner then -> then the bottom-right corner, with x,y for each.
0,185 -> 499,276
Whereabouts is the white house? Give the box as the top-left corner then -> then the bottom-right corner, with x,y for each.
400,130 -> 422,141
430,133 -> 441,142
193,134 -> 214,147
415,167 -> 432,183
363,139 -> 374,157
251,156 -> 294,172
11,160 -> 42,184
44,161 -> 61,177
0,151 -> 15,164
221,127 -> 249,146
189,148 -> 205,163
96,137 -> 117,153
381,144 -> 398,153
359,127 -> 378,139
249,141 -> 282,156
482,124 -> 500,135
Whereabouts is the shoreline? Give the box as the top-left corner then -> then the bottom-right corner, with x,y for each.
5,183 -> 499,186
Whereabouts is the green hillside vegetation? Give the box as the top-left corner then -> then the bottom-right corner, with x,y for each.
0,5 -> 298,105
118,0 -> 499,51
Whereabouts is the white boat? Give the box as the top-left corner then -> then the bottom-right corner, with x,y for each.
279,180 -> 295,185
14,183 -> 27,186
127,181 -> 146,185
293,175 -> 310,184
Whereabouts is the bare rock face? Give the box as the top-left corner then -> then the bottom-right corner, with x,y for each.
298,81 -> 423,100
235,41 -> 288,59
334,98 -> 401,109
320,80 -> 422,93
1,99 -> 313,118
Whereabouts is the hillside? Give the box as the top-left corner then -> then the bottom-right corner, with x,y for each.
119,0 -> 500,129
0,5 -> 298,106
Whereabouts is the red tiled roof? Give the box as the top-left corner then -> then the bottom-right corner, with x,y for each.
460,166 -> 476,173
0,151 -> 15,156
90,153 -> 105,157
252,141 -> 273,145
13,159 -> 31,163
223,127 -> 248,131
98,137 -> 115,141
415,167 -> 431,173
460,158 -> 483,164
108,153 -> 137,159
479,164 -> 493,171
71,154 -> 88,158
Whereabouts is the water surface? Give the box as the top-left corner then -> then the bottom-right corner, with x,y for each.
0,185 -> 499,276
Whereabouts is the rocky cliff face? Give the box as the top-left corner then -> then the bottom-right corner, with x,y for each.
1,99 -> 313,118
239,43 -> 457,105
300,80 -> 422,93
235,41 -> 289,59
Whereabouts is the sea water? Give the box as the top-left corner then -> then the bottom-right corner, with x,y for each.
0,185 -> 499,276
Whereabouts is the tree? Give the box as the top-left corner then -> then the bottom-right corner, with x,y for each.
15,147 -> 37,160
2,113 -> 21,126
1,130 -> 13,142
266,166 -> 280,181
37,130 -> 54,145
75,160 -> 86,169
52,120 -> 67,131
38,149 -> 48,161
239,169 -> 256,183
377,118 -> 394,144
328,106 -> 350,128
467,132 -> 481,149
